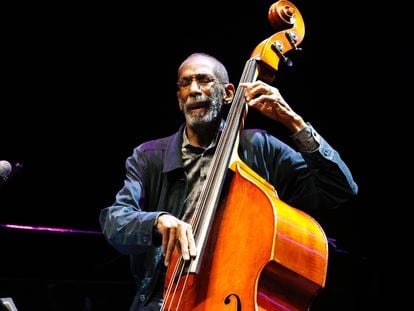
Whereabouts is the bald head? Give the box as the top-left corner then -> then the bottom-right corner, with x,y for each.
178,53 -> 229,83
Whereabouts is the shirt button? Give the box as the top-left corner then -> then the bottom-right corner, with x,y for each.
140,295 -> 146,301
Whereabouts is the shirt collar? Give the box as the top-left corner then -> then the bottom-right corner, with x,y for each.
182,119 -> 225,150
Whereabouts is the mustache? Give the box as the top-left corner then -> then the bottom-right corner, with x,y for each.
184,95 -> 215,109
185,94 -> 213,104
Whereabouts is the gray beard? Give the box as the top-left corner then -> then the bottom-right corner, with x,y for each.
184,96 -> 223,128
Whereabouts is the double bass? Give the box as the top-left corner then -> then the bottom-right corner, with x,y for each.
162,1 -> 328,310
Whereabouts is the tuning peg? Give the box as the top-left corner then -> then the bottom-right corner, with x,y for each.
270,41 -> 293,67
286,31 -> 303,52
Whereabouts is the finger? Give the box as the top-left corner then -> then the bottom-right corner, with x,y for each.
239,82 -> 263,101
262,84 -> 272,95
164,227 -> 177,266
247,95 -> 271,108
161,228 -> 169,257
178,226 -> 190,261
187,227 -> 197,258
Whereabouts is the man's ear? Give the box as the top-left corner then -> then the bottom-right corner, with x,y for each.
177,91 -> 184,111
224,83 -> 235,104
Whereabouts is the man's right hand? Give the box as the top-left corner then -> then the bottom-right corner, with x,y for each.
155,214 -> 197,266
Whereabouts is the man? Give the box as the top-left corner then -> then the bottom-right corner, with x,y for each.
99,52 -> 358,310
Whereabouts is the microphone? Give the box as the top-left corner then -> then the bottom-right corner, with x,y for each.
0,161 -> 12,178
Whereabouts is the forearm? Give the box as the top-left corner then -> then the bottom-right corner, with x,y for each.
289,137 -> 358,211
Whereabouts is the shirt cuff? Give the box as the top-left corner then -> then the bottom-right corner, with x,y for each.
291,123 -> 321,152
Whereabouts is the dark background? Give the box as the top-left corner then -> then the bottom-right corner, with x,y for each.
1,0 -> 387,310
